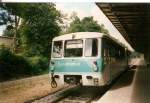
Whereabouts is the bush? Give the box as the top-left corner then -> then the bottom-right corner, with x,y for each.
0,47 -> 31,80
27,56 -> 49,75
0,46 -> 49,81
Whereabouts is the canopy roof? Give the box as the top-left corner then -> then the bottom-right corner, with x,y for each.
97,3 -> 150,53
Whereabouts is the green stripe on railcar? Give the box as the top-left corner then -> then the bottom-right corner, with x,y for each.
50,58 -> 103,73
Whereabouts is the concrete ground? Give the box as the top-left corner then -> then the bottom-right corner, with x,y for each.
94,65 -> 150,103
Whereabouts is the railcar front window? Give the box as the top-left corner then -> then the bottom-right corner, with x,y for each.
52,41 -> 62,58
85,38 -> 98,57
64,40 -> 83,57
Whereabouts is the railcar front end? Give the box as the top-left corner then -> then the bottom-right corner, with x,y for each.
50,36 -> 106,86
49,32 -> 128,87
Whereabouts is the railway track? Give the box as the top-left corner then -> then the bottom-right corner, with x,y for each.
30,85 -> 108,103
56,70 -> 127,103
30,70 -> 127,103
57,86 -> 107,103
30,85 -> 80,103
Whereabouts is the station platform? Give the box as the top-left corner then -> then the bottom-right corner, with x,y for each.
93,66 -> 150,103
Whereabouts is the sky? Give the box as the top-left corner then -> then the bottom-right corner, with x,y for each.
55,2 -> 134,51
0,25 -> 6,35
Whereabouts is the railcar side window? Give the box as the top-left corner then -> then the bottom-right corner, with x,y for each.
103,42 -> 110,64
52,41 -> 62,58
85,38 -> 98,57
64,40 -> 83,57
102,38 -> 126,64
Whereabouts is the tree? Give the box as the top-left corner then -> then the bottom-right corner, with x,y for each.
67,16 -> 82,33
66,16 -> 109,34
0,9 -> 10,25
18,3 -> 61,57
3,25 -> 14,37
100,24 -> 109,34
0,3 -> 62,57
0,3 -> 24,52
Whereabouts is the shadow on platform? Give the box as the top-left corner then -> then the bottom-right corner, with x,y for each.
111,69 -> 135,90
130,66 -> 150,103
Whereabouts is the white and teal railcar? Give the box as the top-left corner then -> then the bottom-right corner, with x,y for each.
49,32 -> 128,87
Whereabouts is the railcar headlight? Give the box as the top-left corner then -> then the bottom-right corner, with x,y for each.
51,61 -> 55,65
50,61 -> 55,71
50,67 -> 54,71
92,61 -> 98,72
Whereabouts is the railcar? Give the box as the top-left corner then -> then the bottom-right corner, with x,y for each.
49,32 -> 128,87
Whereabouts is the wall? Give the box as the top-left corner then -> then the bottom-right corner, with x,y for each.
0,36 -> 13,49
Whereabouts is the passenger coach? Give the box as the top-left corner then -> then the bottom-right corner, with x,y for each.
49,32 -> 128,87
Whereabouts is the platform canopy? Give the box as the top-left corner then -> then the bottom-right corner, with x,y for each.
97,3 -> 150,54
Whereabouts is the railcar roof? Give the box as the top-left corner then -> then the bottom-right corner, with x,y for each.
52,32 -> 128,49
52,32 -> 106,41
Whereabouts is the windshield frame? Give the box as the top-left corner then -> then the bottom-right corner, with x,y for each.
64,39 -> 83,58
51,38 -> 100,59
84,38 -> 98,57
51,40 -> 63,58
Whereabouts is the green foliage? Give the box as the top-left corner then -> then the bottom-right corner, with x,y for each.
27,56 -> 49,74
0,3 -> 25,17
18,3 -> 61,57
0,47 -> 31,80
67,16 -> 83,33
66,16 -> 109,34
0,4 -> 20,36
0,3 -> 62,80
0,47 -> 49,81
100,24 -> 109,34
0,3 -> 62,81
1,3 -> 62,56
3,25 -> 15,37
